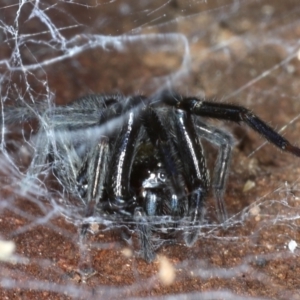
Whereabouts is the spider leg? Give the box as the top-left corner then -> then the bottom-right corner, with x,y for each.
80,137 -> 110,234
102,97 -> 167,261
27,127 -> 50,177
142,107 -> 192,252
107,110 -> 142,214
99,108 -> 157,260
172,97 -> 300,157
86,137 -> 110,204
195,120 -> 235,223
173,109 -> 209,245
55,130 -> 83,187
142,107 -> 187,216
134,207 -> 155,262
160,90 -> 300,223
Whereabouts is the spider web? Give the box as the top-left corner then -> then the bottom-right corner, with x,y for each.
0,0 -> 300,299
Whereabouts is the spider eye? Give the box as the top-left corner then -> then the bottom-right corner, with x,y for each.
158,172 -> 166,182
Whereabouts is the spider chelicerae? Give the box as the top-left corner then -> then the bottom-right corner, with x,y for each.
3,90 -> 300,261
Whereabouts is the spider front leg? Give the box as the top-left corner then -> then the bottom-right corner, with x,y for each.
133,207 -> 155,262
141,107 -> 190,257
79,137 -> 110,234
196,120 -> 235,223
173,109 -> 209,245
85,137 -> 110,204
106,110 -> 156,260
142,107 -> 187,216
107,111 -> 141,213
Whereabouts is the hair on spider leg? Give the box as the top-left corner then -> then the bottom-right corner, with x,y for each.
2,90 -> 300,262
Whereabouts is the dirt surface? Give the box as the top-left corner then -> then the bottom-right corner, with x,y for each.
1,1 -> 300,299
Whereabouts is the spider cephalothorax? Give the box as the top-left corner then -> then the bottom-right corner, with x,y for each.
3,90 -> 300,261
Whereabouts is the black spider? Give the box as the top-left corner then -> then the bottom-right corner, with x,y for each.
3,90 -> 300,261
